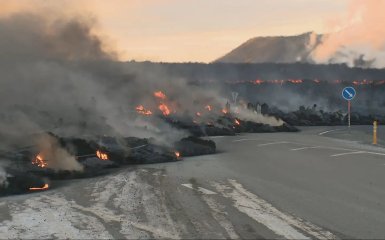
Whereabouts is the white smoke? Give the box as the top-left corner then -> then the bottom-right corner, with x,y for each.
0,166 -> 8,189
235,107 -> 284,126
36,134 -> 83,172
312,0 -> 385,68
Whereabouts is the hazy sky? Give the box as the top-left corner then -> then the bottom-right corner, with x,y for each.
1,0 -> 349,62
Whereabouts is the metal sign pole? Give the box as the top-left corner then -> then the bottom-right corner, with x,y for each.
342,86 -> 356,130
348,100 -> 351,128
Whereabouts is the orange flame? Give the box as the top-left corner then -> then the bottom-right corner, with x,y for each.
196,112 -> 201,117
235,119 -> 240,125
154,91 -> 166,100
252,79 -> 265,85
32,153 -> 47,168
288,79 -> 303,84
222,108 -> 228,114
205,105 -> 212,111
29,183 -> 49,191
174,151 -> 181,159
136,105 -> 153,115
159,103 -> 171,116
96,150 -> 109,160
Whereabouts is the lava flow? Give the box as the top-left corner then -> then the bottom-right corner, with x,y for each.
29,183 -> 49,191
159,103 -> 171,116
136,105 -> 153,115
32,153 -> 47,168
154,91 -> 167,100
96,150 -> 109,160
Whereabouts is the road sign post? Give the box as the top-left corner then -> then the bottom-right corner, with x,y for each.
348,100 -> 351,128
342,87 -> 356,128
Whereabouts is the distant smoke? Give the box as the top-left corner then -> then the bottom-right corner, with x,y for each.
312,0 -> 385,68
0,166 -> 8,189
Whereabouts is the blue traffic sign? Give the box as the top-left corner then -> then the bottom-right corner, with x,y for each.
342,87 -> 356,101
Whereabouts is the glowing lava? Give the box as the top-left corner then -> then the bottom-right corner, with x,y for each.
159,103 -> 171,116
32,153 -> 47,168
154,91 -> 167,100
136,105 -> 153,115
96,150 -> 109,160
29,183 -> 49,191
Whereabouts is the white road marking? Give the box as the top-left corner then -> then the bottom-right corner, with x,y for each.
208,136 -> 225,139
233,138 -> 261,142
332,151 -> 385,157
181,184 -> 217,195
331,151 -> 365,157
318,129 -> 342,135
291,146 -> 322,151
257,141 -> 288,147
213,179 -> 337,240
365,151 -> 385,156
202,196 -> 240,239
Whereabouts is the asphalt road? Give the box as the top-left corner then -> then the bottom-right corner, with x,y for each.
1,126 -> 385,239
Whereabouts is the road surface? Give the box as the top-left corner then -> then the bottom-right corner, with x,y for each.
1,126 -> 385,239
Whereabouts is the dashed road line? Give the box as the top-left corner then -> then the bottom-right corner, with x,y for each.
233,138 -> 261,142
331,151 -> 365,157
181,184 -> 217,195
291,146 -> 322,151
319,129 -> 343,135
257,141 -> 289,147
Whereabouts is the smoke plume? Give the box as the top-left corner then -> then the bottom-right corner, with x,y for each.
0,166 -> 8,189
312,0 -> 385,68
36,134 -> 84,171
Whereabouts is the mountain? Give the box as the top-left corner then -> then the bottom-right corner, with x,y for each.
215,32 -> 322,64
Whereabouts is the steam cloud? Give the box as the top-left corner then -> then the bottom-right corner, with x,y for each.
0,166 -> 8,189
312,0 -> 385,68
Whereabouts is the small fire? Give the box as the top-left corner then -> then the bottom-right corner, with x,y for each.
222,108 -> 228,114
136,105 -> 153,115
353,79 -> 373,85
32,153 -> 47,168
29,183 -> 49,191
288,79 -> 303,84
174,151 -> 181,159
252,79 -> 265,85
235,119 -> 240,125
205,105 -> 212,111
96,150 -> 109,160
154,91 -> 167,100
196,112 -> 201,117
159,103 -> 171,116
